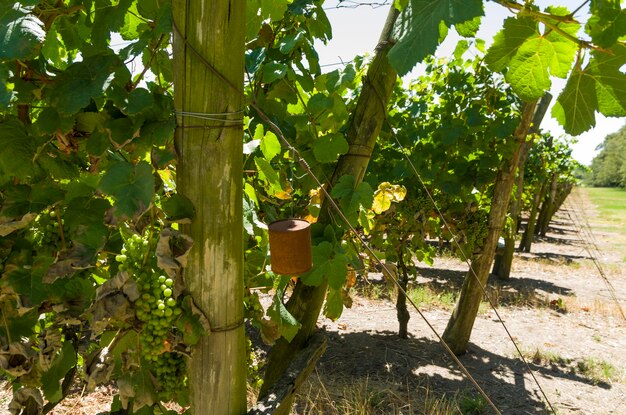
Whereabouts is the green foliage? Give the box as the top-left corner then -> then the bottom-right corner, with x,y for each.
0,3 -> 46,60
99,161 -> 155,219
552,45 -> 626,135
301,241 -> 348,289
588,124 -> 626,187
388,0 -> 484,75
390,1 -> 626,135
266,284 -> 302,342
485,10 -> 579,101
370,55 -> 521,259
330,175 -> 374,227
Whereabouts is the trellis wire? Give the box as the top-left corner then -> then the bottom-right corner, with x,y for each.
172,18 -> 503,414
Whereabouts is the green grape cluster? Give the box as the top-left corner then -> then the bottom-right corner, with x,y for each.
153,351 -> 187,399
116,234 -> 182,358
245,337 -> 264,389
243,290 -> 264,322
410,192 -> 433,214
461,211 -> 490,256
28,210 -> 63,251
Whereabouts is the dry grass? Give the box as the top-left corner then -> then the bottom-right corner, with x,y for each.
289,372 -> 479,415
559,296 -> 626,318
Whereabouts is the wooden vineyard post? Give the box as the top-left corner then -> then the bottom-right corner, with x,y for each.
172,0 -> 247,413
493,93 -> 552,280
442,101 -> 538,355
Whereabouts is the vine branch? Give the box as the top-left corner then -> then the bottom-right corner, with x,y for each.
130,34 -> 167,91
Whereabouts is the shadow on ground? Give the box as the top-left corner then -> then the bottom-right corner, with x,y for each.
517,251 -> 589,265
414,267 -> 574,300
313,329 -> 610,415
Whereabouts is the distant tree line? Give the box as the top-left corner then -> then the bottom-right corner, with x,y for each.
587,124 -> 626,188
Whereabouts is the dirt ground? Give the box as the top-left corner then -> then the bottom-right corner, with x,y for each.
292,187 -> 626,414
2,187 -> 625,414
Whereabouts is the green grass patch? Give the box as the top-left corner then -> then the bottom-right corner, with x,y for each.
407,285 -> 457,310
581,187 -> 626,230
577,358 -> 624,385
521,348 -> 625,385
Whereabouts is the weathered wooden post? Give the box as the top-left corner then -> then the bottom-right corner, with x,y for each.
172,0 -> 247,413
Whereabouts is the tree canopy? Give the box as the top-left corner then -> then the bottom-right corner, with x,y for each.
588,124 -> 626,187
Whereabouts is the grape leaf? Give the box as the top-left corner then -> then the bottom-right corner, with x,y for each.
91,0 -> 134,48
98,161 -> 154,218
0,64 -> 13,106
161,193 -> 195,223
486,12 -> 579,101
453,39 -> 470,60
0,212 -> 36,237
313,132 -> 349,163
86,130 -> 110,156
455,16 -> 482,38
125,88 -> 155,115
30,180 -> 65,210
330,175 -> 374,226
243,191 -> 266,237
41,342 -> 77,403
246,48 -> 266,74
64,197 -> 111,250
120,3 -> 142,40
260,130 -> 282,161
104,117 -> 137,145
372,182 -> 407,214
0,4 -> 45,60
0,308 -> 38,344
48,54 -> 120,115
484,17 -> 536,72
262,61 -> 288,83
117,364 -> 157,411
141,119 -> 176,146
266,289 -> 301,342
266,0 -> 290,21
35,108 -> 74,135
278,31 -> 304,54
307,93 -> 334,116
588,45 -> 626,117
255,156 -> 284,196
552,45 -> 626,135
0,118 -> 37,180
175,309 -> 205,346
323,287 -> 344,320
586,6 -> 626,48
388,0 -> 484,76
300,241 -> 347,289
4,256 -> 55,308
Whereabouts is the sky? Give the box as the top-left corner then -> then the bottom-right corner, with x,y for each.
315,1 -> 626,166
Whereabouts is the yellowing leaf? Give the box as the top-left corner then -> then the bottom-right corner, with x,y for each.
303,214 -> 317,224
372,182 -> 407,214
274,189 -> 292,200
306,187 -> 323,219
345,267 -> 357,289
